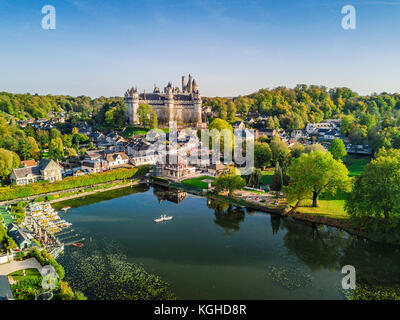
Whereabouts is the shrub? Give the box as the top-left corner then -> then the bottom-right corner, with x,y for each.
0,166 -> 151,201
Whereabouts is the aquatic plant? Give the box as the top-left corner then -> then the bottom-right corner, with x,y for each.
267,266 -> 313,290
58,240 -> 178,300
342,282 -> 400,300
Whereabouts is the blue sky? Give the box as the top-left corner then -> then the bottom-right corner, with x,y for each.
0,0 -> 399,97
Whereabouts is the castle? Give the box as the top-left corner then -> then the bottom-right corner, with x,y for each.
124,74 -> 202,127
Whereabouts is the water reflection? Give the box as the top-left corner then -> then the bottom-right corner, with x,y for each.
56,186 -> 400,299
340,238 -> 400,286
270,215 -> 281,235
53,185 -> 150,210
207,199 -> 245,235
281,219 -> 348,272
153,186 -> 188,204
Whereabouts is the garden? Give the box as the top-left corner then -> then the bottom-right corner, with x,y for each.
182,176 -> 215,190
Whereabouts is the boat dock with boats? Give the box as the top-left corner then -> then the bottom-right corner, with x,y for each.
25,203 -> 84,255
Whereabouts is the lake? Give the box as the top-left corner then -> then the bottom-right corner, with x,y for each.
54,185 -> 400,300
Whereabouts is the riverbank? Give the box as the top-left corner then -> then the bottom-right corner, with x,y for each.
47,180 -> 141,204
0,178 -> 144,206
150,177 -> 369,239
53,184 -> 400,300
0,166 -> 150,204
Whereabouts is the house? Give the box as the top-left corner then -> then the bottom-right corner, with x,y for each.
306,120 -> 340,135
7,224 -> 31,250
232,121 -> 245,130
291,130 -> 307,140
234,128 -> 255,142
11,159 -> 63,185
81,159 -> 109,173
207,162 -> 227,176
91,132 -> 106,144
320,129 -> 340,141
106,152 -> 129,168
127,139 -> 152,157
154,154 -> 196,179
21,159 -> 37,168
255,129 -> 276,140
129,155 -> 157,166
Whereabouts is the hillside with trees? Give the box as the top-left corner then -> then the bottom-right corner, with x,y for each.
204,85 -> 400,152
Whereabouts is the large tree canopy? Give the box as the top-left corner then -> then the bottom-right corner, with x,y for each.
328,138 -> 347,161
0,148 -> 20,182
284,150 -> 350,208
214,172 -> 246,197
346,148 -> 400,223
254,143 -> 272,169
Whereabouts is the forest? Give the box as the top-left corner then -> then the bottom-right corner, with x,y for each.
204,85 -> 400,152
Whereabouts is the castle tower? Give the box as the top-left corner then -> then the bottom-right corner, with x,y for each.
124,87 -> 139,125
165,83 -> 175,123
188,74 -> 193,93
193,90 -> 202,124
182,76 -> 186,93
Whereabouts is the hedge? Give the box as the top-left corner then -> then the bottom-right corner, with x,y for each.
29,247 -> 65,280
0,165 -> 151,201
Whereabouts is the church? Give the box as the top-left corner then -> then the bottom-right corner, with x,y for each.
124,74 -> 203,127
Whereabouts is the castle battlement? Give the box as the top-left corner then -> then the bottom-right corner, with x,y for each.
124,74 -> 202,126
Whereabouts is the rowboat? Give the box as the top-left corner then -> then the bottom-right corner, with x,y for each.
154,214 -> 173,223
72,242 -> 84,248
61,206 -> 71,212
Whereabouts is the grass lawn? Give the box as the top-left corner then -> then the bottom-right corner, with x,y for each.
182,176 -> 215,189
9,268 -> 42,281
295,199 -> 348,219
122,126 -> 170,138
261,169 -> 274,185
345,155 -> 370,177
243,187 -> 266,194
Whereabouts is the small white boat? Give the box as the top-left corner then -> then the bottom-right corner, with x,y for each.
154,214 -> 173,223
61,206 -> 71,212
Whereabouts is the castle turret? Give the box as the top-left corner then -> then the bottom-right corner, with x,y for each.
188,74 -> 193,93
192,79 -> 199,94
124,87 -> 139,125
182,76 -> 186,93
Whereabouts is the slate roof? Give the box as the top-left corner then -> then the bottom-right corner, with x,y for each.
12,159 -> 61,180
12,166 -> 41,179
7,224 -> 29,247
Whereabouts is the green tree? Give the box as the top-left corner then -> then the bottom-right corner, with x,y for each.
328,138 -> 347,161
254,143 -> 272,169
18,140 -> 32,160
290,143 -> 305,158
137,104 -> 152,127
49,137 -> 64,160
26,137 -> 40,160
284,151 -> 350,208
208,118 -> 234,155
214,173 -> 246,197
269,136 -> 289,165
304,143 -> 326,153
149,110 -> 158,129
271,163 -> 283,191
340,115 -> 355,135
227,102 -> 237,122
247,168 -> 262,188
346,148 -> 400,223
62,134 -> 73,148
0,148 -> 20,181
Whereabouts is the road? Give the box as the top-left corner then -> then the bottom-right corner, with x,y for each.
0,258 -> 43,276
